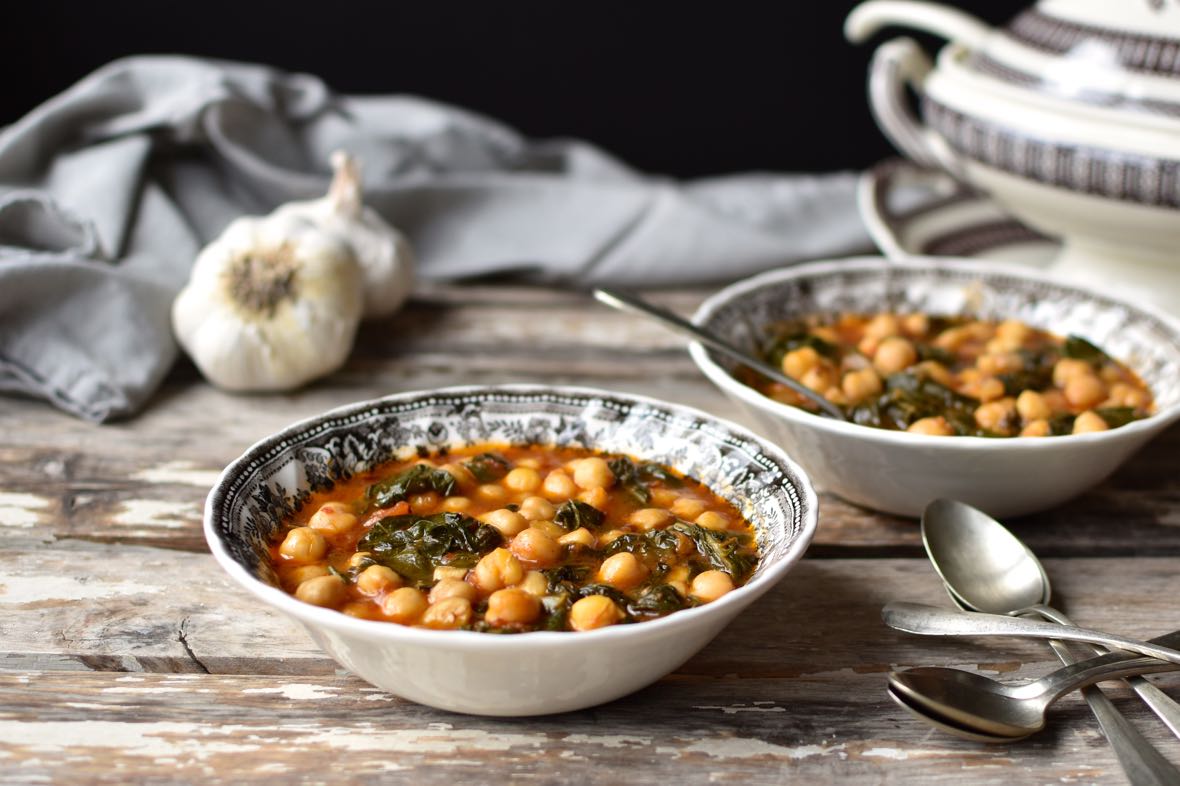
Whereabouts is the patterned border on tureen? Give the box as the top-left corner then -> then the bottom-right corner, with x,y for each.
206,388 -> 812,589
1005,9 -> 1180,77
922,98 -> 1180,208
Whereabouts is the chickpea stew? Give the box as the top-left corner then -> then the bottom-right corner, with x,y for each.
270,445 -> 759,632
740,312 -> 1154,437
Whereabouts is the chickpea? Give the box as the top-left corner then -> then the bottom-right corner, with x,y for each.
382,587 -> 428,624
542,470 -> 578,501
857,334 -> 883,357
519,570 -> 549,597
671,497 -> 707,520
665,565 -> 690,584
573,457 -> 615,490
629,508 -> 673,531
295,575 -> 346,608
471,548 -> 524,593
516,457 -> 542,470
1053,358 -> 1093,387
902,313 -> 929,337
823,386 -> 849,407
279,527 -> 327,562
1073,410 -> 1110,434
347,551 -> 373,569
1064,373 -> 1107,410
529,519 -> 567,539
650,488 -> 679,507
510,527 -> 563,567
308,502 -> 357,535
503,467 -> 542,493
865,313 -> 902,339
476,484 -> 510,504
569,595 -> 623,631
781,346 -> 820,379
995,319 -> 1030,347
673,530 -> 696,557
933,325 -> 972,351
907,416 -> 954,436
421,597 -> 473,629
409,492 -> 440,513
1100,364 -> 1124,384
974,398 -> 1018,435
440,462 -> 476,488
518,495 -> 556,521
800,364 -> 836,393
578,487 -> 609,510
841,368 -> 882,402
1106,383 -> 1150,409
486,588 -> 542,626
341,602 -> 379,619
691,570 -> 735,603
977,377 -> 1006,403
977,352 -> 1022,376
667,580 -> 689,598
873,336 -> 918,376
1016,390 -> 1051,422
286,564 -> 330,586
598,552 -> 648,590
695,511 -> 730,531
558,527 -> 596,549
1020,419 -> 1051,437
481,508 -> 529,537
1041,389 -> 1070,413
812,326 -> 840,344
356,564 -> 403,595
433,566 -> 468,582
598,529 -> 628,546
440,496 -> 472,512
428,578 -> 477,605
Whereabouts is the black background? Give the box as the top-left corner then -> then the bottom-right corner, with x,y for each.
2,1 -> 1026,177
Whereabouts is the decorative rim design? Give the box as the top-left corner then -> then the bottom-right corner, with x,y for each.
1006,9 -> 1180,77
203,384 -> 819,646
923,97 -> 1180,208
965,51 -> 1180,119
689,257 -> 1180,450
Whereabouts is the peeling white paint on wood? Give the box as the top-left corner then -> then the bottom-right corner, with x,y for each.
242,683 -> 338,700
694,703 -> 786,714
129,462 -> 221,488
662,738 -> 840,760
0,492 -> 51,528
110,499 -> 200,529
0,575 -> 163,604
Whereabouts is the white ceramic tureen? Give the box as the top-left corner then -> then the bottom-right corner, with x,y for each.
847,0 -> 1180,314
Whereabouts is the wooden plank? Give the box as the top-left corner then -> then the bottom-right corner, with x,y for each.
3,537 -> 1180,680
1,668 -> 1177,785
1,283 -> 1178,556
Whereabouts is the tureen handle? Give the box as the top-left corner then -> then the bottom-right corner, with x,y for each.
863,37 -> 961,172
845,1 -> 990,50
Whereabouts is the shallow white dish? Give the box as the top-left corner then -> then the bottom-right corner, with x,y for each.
204,384 -> 817,716
690,257 -> 1180,519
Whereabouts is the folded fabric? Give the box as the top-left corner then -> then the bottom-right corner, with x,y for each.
0,56 -> 871,422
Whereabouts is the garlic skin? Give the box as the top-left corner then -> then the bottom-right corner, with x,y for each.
172,215 -> 364,392
271,151 -> 415,319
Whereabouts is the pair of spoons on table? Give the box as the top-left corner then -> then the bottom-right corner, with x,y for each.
891,499 -> 1180,785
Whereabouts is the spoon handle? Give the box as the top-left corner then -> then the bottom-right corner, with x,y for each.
1031,608 -> 1180,786
591,288 -> 848,421
883,602 -> 1180,666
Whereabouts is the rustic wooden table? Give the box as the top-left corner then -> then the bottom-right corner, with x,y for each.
2,284 -> 1178,785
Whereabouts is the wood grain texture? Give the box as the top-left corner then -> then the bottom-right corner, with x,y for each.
3,282 -> 1180,784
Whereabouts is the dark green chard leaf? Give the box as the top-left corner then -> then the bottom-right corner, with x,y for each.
366,464 -> 456,509
603,529 -> 681,564
553,500 -> 605,531
916,344 -> 954,366
463,452 -> 510,483
358,512 -> 502,587
607,456 -> 651,505
543,564 -> 594,595
762,329 -> 839,367
1096,407 -> 1141,428
326,565 -> 350,583
628,584 -> 685,618
1063,335 -> 1108,364
578,583 -> 631,611
880,372 -> 981,433
542,593 -> 572,631
671,522 -> 755,584
1048,413 -> 1076,436
637,462 -> 683,488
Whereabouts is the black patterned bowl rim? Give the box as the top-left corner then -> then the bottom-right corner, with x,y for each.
203,384 -> 819,649
690,256 -> 1180,450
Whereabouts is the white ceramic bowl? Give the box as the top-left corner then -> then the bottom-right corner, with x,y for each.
204,385 -> 817,716
689,257 -> 1180,519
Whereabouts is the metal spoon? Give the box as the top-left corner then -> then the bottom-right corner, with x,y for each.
590,288 -> 848,421
889,653 -> 1180,739
921,498 -> 1180,741
883,602 -> 1180,665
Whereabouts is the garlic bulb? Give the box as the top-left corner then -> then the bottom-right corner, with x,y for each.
171,214 -> 364,392
271,151 -> 415,319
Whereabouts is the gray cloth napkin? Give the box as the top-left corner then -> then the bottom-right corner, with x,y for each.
0,55 -> 871,422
